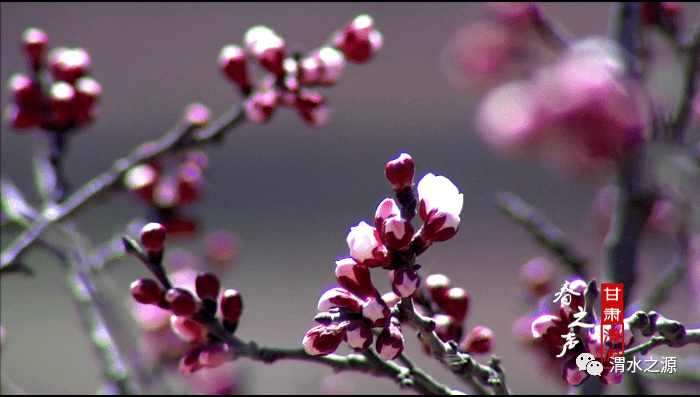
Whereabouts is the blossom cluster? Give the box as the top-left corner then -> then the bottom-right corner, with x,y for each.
418,273 -> 494,355
219,14 -> 382,127
6,28 -> 101,132
303,153 -> 469,360
128,223 -> 243,375
445,4 -> 652,176
124,136 -> 211,236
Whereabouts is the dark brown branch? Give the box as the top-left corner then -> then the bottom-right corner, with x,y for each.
1,104 -> 246,273
496,191 -> 588,278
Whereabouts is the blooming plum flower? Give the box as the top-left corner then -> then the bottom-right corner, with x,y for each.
417,173 -> 463,242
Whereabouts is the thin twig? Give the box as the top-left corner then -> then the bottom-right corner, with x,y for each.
495,191 -> 588,278
199,317 -> 462,395
0,104 -> 246,273
641,256 -> 686,311
624,311 -> 700,357
396,298 -> 510,394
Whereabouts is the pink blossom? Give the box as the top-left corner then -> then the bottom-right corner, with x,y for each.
346,221 -> 390,268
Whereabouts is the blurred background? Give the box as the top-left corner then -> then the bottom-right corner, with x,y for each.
1,2 -> 698,394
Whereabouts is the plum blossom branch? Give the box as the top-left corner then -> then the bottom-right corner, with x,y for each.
495,191 -> 588,278
396,298 -> 509,395
0,104 -> 245,273
624,311 -> 700,357
641,255 -> 686,311
197,316 -> 461,395
605,1 -> 656,306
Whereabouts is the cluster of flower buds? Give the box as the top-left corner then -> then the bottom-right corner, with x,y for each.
123,119 -> 210,236
6,27 -> 100,132
303,259 -> 404,360
218,14 -> 382,127
127,223 -> 243,374
528,278 -> 633,386
304,153 -> 466,361
414,273 -> 492,355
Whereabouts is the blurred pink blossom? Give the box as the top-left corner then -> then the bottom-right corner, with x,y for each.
476,37 -> 651,175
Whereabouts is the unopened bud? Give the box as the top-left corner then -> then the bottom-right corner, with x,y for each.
460,326 -> 493,354
220,289 -> 243,323
140,222 -> 167,252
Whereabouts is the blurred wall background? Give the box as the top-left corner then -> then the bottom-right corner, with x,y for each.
1,2 -> 698,394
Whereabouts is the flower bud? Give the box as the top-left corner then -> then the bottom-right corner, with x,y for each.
361,295 -> 390,328
177,162 -> 204,205
376,321 -> 404,360
417,173 -> 463,223
303,323 -> 346,356
244,26 -> 285,77
170,315 -> 207,343
5,104 -> 38,131
335,257 -> 375,299
49,81 -> 77,126
344,320 -> 373,350
563,356 -> 589,386
124,164 -> 158,201
199,341 -> 230,368
299,56 -> 321,85
219,44 -> 252,95
315,47 -> 345,86
423,211 -> 460,243
424,273 -> 450,304
599,367 -> 624,385
74,77 -> 101,114
461,326 -> 493,354
245,90 -> 279,124
347,221 -> 390,268
131,278 -> 165,305
317,287 -> 363,313
296,90 -> 330,128
184,103 -> 211,128
165,288 -> 198,317
391,267 -> 420,298
374,198 -> 401,235
382,216 -> 414,250
180,348 -> 202,373
434,314 -> 461,342
8,74 -> 42,107
381,291 -> 401,308
195,272 -> 221,301
519,257 -> 553,297
22,27 -> 49,67
140,222 -> 167,252
333,15 -> 378,63
220,289 -> 243,324
438,287 -> 469,322
385,153 -> 415,191
48,47 -> 91,84
531,314 -> 568,346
